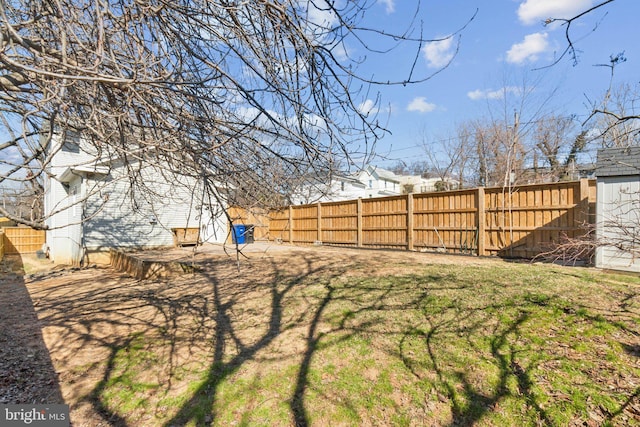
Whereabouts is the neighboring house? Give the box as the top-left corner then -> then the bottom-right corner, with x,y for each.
44,133 -> 227,265
355,165 -> 459,197
289,173 -> 366,205
356,165 -> 402,198
291,165 -> 459,204
408,176 -> 460,193
595,146 -> 640,273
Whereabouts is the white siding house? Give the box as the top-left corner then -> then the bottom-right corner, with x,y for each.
595,147 -> 640,273
290,174 -> 366,205
355,165 -> 402,198
291,165 -> 460,204
44,133 -> 227,265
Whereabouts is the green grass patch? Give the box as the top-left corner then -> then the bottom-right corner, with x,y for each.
81,256 -> 640,426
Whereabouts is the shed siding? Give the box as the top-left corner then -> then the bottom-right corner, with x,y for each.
83,167 -> 215,250
595,175 -> 640,272
44,133 -> 228,263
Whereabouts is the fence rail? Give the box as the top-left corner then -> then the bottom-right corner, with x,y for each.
268,179 -> 596,259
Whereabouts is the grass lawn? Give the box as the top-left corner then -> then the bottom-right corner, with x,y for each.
27,247 -> 640,426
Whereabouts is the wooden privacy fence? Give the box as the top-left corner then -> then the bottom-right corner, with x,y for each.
1,227 -> 46,256
269,179 -> 596,258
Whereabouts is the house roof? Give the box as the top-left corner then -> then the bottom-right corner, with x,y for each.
365,165 -> 402,183
334,174 -> 366,186
58,164 -> 110,182
596,146 -> 640,177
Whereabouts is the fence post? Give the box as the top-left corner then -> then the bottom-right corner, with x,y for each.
317,202 -> 322,243
407,193 -> 414,251
578,178 -> 590,225
288,205 -> 293,244
477,187 -> 486,256
357,198 -> 363,247
0,230 -> 4,260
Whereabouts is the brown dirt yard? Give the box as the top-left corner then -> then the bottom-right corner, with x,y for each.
1,243 -> 639,426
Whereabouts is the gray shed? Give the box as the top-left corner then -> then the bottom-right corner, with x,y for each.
595,146 -> 640,272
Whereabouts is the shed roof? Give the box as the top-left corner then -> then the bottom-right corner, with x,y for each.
596,146 -> 640,177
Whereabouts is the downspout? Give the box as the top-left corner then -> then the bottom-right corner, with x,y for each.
80,175 -> 87,267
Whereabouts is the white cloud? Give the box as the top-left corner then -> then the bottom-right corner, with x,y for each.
377,0 -> 395,14
506,32 -> 549,64
331,42 -> 350,62
467,87 -> 520,101
407,97 -> 436,113
302,0 -> 338,28
517,0 -> 594,26
358,99 -> 379,116
422,37 -> 455,69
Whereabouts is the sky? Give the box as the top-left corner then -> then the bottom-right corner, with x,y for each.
348,0 -> 639,169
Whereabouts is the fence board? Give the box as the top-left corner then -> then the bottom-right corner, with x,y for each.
2,227 -> 46,255
268,208 -> 290,241
483,180 -> 593,258
321,200 -> 358,245
362,196 -> 407,248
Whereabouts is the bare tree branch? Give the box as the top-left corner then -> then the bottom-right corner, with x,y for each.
0,0 -> 463,227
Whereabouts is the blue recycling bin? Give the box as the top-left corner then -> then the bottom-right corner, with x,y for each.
232,224 -> 247,244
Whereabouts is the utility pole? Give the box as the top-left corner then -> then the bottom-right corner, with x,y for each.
504,110 -> 519,188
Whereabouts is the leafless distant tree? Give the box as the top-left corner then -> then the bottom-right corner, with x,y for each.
0,1 -> 475,227
420,123 -> 475,189
529,114 -> 590,182
0,183 -> 41,222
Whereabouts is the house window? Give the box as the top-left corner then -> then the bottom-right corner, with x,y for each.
368,179 -> 372,188
384,181 -> 387,188
341,182 -> 345,191
62,132 -> 81,153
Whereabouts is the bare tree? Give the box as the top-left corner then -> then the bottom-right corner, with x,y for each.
0,1 -> 474,228
530,114 -> 589,182
420,123 -> 475,189
0,183 -> 42,222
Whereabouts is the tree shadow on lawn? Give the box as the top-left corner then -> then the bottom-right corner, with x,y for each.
415,309 -> 554,426
31,253 -> 357,426
397,288 -> 640,427
27,252 -> 640,426
163,254 -> 345,427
